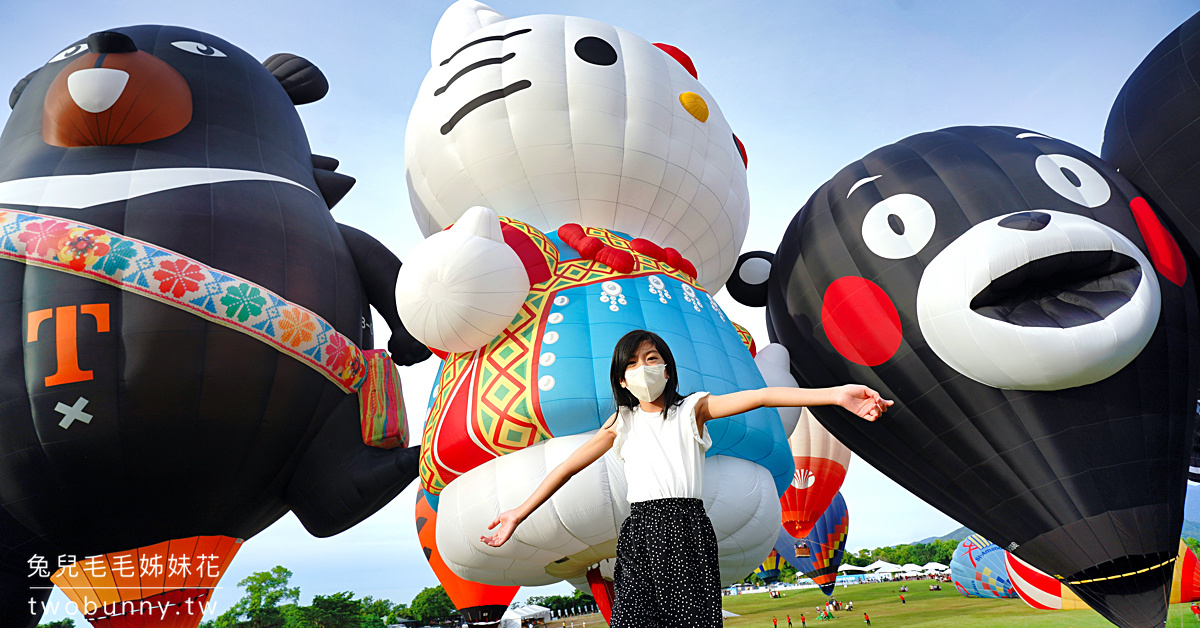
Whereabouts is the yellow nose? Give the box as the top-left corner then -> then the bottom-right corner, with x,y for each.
679,92 -> 709,123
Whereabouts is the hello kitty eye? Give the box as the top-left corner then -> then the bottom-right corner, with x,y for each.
861,194 -> 936,259
171,41 -> 226,57
49,43 -> 87,63
575,37 -> 617,65
1035,154 -> 1110,208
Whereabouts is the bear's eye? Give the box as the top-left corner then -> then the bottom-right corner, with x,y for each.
171,41 -> 227,58
1035,154 -> 1110,208
574,37 -> 617,66
861,194 -> 936,259
48,43 -> 87,64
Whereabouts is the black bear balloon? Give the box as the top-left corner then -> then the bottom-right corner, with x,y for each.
1103,9 -> 1200,483
0,26 -> 428,626
727,126 -> 1199,628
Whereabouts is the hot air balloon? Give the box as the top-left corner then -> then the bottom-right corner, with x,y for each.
398,0 -> 792,601
1102,9 -> 1200,484
416,490 -> 519,628
0,25 -> 428,626
48,537 -> 242,628
780,408 -> 850,539
950,534 -> 1016,599
774,492 -> 849,596
1007,540 -> 1200,612
755,550 -> 785,585
1005,551 -> 1095,611
732,126 -> 1199,628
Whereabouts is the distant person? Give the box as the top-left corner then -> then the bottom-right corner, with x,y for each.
900,594 -> 905,604
800,613 -> 806,627
864,612 -> 871,625
787,614 -> 793,627
773,616 -> 778,627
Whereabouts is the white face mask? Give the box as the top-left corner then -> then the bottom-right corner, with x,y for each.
624,363 -> 668,403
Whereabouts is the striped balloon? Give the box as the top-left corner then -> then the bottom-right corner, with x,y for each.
779,408 -> 851,539
774,491 -> 849,596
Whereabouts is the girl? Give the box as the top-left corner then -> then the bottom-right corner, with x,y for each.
481,330 -> 891,627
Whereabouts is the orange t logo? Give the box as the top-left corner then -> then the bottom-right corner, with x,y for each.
27,304 -> 110,387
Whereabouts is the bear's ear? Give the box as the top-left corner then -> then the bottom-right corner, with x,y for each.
431,0 -> 508,67
726,251 -> 774,308
263,53 -> 328,105
9,68 -> 38,110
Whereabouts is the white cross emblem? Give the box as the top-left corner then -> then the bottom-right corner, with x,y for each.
56,397 -> 93,429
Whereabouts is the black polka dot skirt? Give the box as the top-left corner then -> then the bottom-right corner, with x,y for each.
612,498 -> 722,627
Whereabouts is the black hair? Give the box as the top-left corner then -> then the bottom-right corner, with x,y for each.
610,329 -> 684,418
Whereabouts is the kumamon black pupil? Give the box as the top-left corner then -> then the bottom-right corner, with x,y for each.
575,36 -> 617,65
1061,167 -> 1082,187
888,214 -> 906,236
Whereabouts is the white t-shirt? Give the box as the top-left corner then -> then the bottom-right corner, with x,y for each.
612,391 -> 712,503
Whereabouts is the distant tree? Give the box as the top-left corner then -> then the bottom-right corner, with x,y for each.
410,585 -> 456,623
361,596 -> 408,625
293,591 -> 375,627
1187,537 -> 1200,558
524,590 -> 594,613
38,621 -> 75,628
210,565 -> 300,628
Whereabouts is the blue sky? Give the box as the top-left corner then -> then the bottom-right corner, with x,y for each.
4,0 -> 1197,620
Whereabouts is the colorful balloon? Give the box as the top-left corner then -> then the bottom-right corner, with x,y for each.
401,0 -> 792,599
774,492 -> 849,596
755,549 -> 785,584
0,26 -> 427,625
779,408 -> 850,539
416,490 -> 518,628
1007,540 -> 1200,612
749,126 -> 1198,628
950,534 -> 1016,599
48,537 -> 242,628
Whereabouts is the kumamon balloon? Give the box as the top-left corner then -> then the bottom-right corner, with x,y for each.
735,126 -> 1199,628
1102,9 -> 1200,483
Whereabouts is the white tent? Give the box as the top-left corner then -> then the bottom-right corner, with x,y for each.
865,560 -> 903,573
901,563 -> 923,572
838,564 -> 870,573
499,605 -> 553,628
922,561 -> 950,572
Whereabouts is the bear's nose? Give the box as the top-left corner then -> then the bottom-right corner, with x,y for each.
87,31 -> 137,54
998,211 -> 1051,231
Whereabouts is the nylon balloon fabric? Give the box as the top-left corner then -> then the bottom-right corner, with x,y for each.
0,26 -> 426,626
779,408 -> 850,539
950,534 -> 1016,598
765,126 -> 1200,628
404,0 -> 751,292
773,492 -> 849,596
1102,10 -> 1200,483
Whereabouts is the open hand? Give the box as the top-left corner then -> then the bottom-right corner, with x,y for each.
836,385 -> 893,421
480,509 -> 522,547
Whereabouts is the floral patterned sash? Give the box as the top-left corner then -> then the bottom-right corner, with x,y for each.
0,208 -> 366,393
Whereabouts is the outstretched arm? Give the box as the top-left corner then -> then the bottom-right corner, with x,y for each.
696,385 -> 892,427
481,415 -> 619,547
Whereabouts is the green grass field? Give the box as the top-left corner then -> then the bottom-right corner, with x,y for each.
718,580 -> 1200,627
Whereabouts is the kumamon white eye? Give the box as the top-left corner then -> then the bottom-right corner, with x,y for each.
861,193 -> 936,259
171,41 -> 226,58
1035,154 -> 1110,208
49,44 -> 87,64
